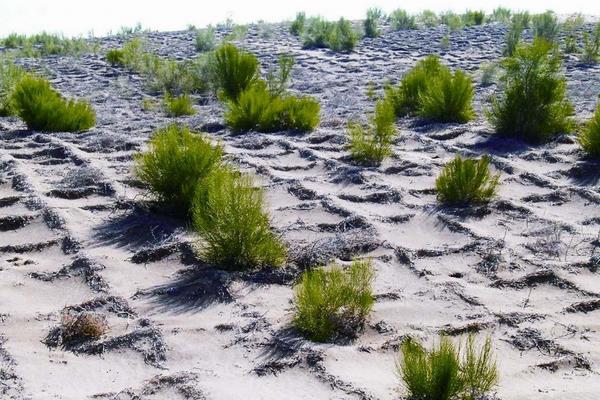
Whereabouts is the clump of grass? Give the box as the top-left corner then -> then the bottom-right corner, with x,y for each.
266,54 -> 294,96
389,9 -> 416,30
163,93 -> 195,117
419,69 -> 474,123
440,34 -> 451,50
462,10 -> 485,26
11,75 -> 95,132
440,12 -> 463,32
192,167 -> 286,269
293,259 -> 375,342
578,104 -> 600,158
0,57 -> 26,116
60,312 -> 108,343
504,16 -> 525,56
532,11 -> 559,44
419,10 -> 439,28
348,98 -> 397,165
329,18 -> 359,52
1,32 -> 91,57
134,124 -> 223,213
290,12 -> 306,36
105,49 -> 125,66
364,8 -> 383,38
435,155 -> 500,206
195,26 -> 216,52
488,39 -> 574,143
479,62 -> 497,86
398,335 -> 499,400
489,7 -> 511,24
303,17 -> 358,52
580,23 -> 600,65
208,43 -> 259,102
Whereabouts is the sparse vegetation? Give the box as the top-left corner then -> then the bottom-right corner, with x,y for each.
1,32 -> 92,57
489,7 -> 512,24
303,17 -> 358,52
105,48 -> 125,66
134,124 -> 223,213
532,11 -> 559,44
348,98 -> 397,165
293,259 -> 375,342
435,155 -> 500,206
579,103 -> 600,158
462,10 -> 485,26
580,23 -> 600,64
208,43 -> 259,102
504,17 -> 525,56
0,57 -> 26,116
163,93 -> 195,116
192,167 -> 287,269
364,8 -> 383,38
290,12 -> 306,36
488,39 -> 574,143
11,75 -> 96,132
389,9 -> 417,30
419,69 -> 474,123
419,10 -> 439,28
195,26 -> 216,52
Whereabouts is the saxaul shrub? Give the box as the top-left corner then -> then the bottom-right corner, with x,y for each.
479,62 -> 497,86
440,12 -> 464,32
435,155 -> 500,206
0,57 -> 26,116
398,335 -> 499,400
134,124 -> 223,214
1,32 -> 91,57
303,17 -> 358,52
364,8 -> 383,38
419,10 -> 439,28
489,7 -> 511,24
389,9 -> 417,30
290,12 -> 306,36
504,17 -> 525,56
192,167 -> 287,269
580,23 -> 600,65
195,26 -> 216,52
208,43 -> 259,102
105,49 -> 125,66
532,11 -> 560,44
578,104 -> 600,158
419,69 -> 474,123
348,98 -> 397,165
329,18 -> 359,52
293,259 -> 375,342
462,10 -> 485,26
163,93 -> 195,117
266,54 -> 294,96
11,76 -> 96,132
488,39 -> 574,143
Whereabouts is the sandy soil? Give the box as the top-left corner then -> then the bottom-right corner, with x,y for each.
1,20 -> 600,400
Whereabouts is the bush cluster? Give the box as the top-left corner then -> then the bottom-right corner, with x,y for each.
364,8 -> 383,38
389,9 -> 417,30
1,32 -> 92,57
580,23 -> 600,65
11,75 -> 96,132
293,259 -> 375,342
435,155 -> 500,206
579,104 -> 600,158
398,335 -> 498,400
208,43 -> 259,102
290,12 -> 306,36
532,11 -> 559,44
302,17 -> 358,52
195,26 -> 216,52
0,57 -> 26,116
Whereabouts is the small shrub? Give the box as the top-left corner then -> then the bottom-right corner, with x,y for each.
462,10 -> 485,26
504,18 -> 525,56
398,335 -> 498,400
0,57 -> 26,116
512,11 -> 531,29
163,93 -> 195,116
364,8 -> 382,38
419,69 -> 474,123
489,7 -> 511,24
580,23 -> 600,64
348,98 -> 397,165
440,34 -> 451,50
419,10 -> 439,28
195,26 -> 216,52
440,12 -> 463,31
435,155 -> 500,206
12,76 -> 95,132
60,312 -> 108,343
303,17 -> 334,49
293,259 -> 375,342
579,103 -> 600,158
1,32 -> 91,57
564,35 -> 579,54
266,54 -> 294,96
389,9 -> 417,30
134,124 -> 223,213
329,18 -> 358,52
192,167 -> 286,269
209,43 -> 259,102
479,62 -> 497,86
488,39 -> 574,143
290,12 -> 306,36
105,49 -> 125,66
532,11 -> 559,44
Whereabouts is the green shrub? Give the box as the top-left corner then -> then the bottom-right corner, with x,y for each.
512,11 -> 531,29
532,11 -> 559,44
329,18 -> 358,52
192,167 -> 286,269
1,32 -> 91,57
580,23 -> 600,64
348,98 -> 397,165
435,155 -> 500,206
11,76 -> 95,132
290,12 -> 306,36
195,26 -> 216,52
462,10 -> 485,26
266,54 -> 294,96
293,259 -> 374,342
440,35 -> 451,50
479,62 -> 497,86
489,7 -> 511,24
419,69 -> 474,123
364,8 -> 382,38
106,49 -> 125,66
440,12 -> 464,31
504,18 -> 525,56
398,335 -> 498,400
389,9 -> 417,30
163,94 -> 195,116
419,10 -> 439,27
579,104 -> 600,158
134,124 -> 223,213
0,57 -> 26,116
303,17 -> 358,52
488,39 -> 574,143
209,43 -> 259,102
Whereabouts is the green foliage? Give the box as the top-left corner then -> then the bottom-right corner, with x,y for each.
440,12 -> 464,31
419,10 -> 439,28
389,9 -> 417,30
0,57 -> 26,116
435,155 -> 500,206
488,39 -> 574,143
419,69 -> 474,123
209,43 -> 259,102
11,75 -> 95,132
134,124 -> 223,213
489,7 -> 512,24
1,32 -> 91,57
266,54 -> 294,96
192,167 -> 286,269
512,11 -> 531,29
578,103 -> 600,158
479,62 -> 497,86
580,23 -> 600,64
195,26 -> 216,52
398,335 -> 498,400
293,259 -> 375,342
329,18 -> 359,52
105,49 -> 125,66
440,34 -> 451,50
504,18 -> 525,56
462,10 -> 485,26
290,12 -> 306,36
163,93 -> 195,117
364,8 -> 383,38
348,98 -> 397,165
532,11 -> 559,44
303,17 -> 358,52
